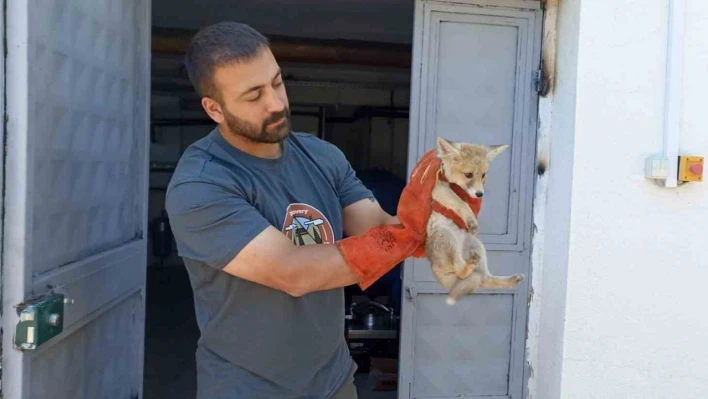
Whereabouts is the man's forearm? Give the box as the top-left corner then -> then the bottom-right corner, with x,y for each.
223,226 -> 361,296
283,243 -> 360,296
223,224 -> 399,297
287,214 -> 399,295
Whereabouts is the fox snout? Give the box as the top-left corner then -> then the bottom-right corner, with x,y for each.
467,182 -> 485,198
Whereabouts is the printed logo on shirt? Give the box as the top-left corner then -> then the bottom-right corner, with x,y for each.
281,203 -> 334,246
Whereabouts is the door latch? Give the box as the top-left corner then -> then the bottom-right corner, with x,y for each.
14,293 -> 72,350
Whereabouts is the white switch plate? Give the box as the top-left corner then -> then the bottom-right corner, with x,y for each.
645,155 -> 669,179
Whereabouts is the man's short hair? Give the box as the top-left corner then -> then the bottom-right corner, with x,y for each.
185,22 -> 270,99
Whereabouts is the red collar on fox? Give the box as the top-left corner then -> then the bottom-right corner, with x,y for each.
432,172 -> 482,232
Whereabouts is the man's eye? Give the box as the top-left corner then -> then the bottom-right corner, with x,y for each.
464,173 -> 474,179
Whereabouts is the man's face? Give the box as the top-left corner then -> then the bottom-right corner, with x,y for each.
205,48 -> 291,143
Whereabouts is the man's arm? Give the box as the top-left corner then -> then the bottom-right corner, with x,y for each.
222,198 -> 400,296
166,178 -> 363,298
223,179 -> 401,295
222,226 -> 359,297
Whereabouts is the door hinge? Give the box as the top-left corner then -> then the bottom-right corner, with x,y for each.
534,66 -> 548,95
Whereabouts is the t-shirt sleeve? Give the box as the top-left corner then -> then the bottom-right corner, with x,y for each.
165,178 -> 272,269
327,142 -> 375,208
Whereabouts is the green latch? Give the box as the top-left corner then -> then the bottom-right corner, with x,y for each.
14,293 -> 67,350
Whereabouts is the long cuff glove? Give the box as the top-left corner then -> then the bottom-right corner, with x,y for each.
336,150 -> 449,290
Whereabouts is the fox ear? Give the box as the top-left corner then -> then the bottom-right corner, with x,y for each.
436,137 -> 459,156
486,144 -> 508,161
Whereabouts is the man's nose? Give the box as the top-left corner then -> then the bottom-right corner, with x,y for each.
264,88 -> 285,113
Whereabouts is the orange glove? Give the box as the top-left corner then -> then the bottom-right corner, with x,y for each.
336,150 -> 483,290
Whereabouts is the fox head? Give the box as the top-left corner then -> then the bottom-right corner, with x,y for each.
435,136 -> 508,198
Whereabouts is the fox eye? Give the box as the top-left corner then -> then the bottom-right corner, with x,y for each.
482,173 -> 486,179
464,173 -> 474,179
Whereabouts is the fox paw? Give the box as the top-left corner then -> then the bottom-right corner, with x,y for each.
511,274 -> 525,285
455,261 -> 477,279
466,218 -> 478,234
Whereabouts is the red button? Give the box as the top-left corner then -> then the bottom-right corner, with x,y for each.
689,163 -> 703,175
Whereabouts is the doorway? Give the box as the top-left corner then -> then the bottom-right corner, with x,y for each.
144,1 -> 414,398
0,1 -> 541,398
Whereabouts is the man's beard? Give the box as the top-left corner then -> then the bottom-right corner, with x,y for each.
223,107 -> 292,144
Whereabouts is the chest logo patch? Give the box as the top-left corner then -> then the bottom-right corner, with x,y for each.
281,203 -> 334,246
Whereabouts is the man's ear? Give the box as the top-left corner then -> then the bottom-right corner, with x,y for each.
436,137 -> 460,157
486,144 -> 509,161
202,97 -> 225,124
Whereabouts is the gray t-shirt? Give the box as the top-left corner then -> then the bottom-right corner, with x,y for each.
165,128 -> 374,399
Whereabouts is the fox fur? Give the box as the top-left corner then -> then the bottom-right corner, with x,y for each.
424,137 -> 525,305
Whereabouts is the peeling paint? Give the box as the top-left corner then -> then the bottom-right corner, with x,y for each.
540,0 -> 559,97
525,0 -> 560,397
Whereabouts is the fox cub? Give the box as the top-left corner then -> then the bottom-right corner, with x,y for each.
425,137 -> 524,305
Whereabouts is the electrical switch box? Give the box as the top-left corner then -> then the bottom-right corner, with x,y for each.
645,156 -> 669,179
678,156 -> 703,182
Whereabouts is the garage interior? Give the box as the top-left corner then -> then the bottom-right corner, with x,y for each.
144,1 -> 414,397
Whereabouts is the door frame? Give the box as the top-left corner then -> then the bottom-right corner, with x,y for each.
2,0 -> 31,394
0,0 -> 5,387
399,1 -> 544,398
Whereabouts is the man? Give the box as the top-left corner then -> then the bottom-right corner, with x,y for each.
165,22 -> 441,399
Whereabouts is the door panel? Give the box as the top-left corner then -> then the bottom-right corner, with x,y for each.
413,293 -> 515,397
3,0 -> 150,398
425,8 -> 536,249
28,292 -> 143,399
435,18 -> 521,239
31,0 -> 143,274
400,1 -> 541,398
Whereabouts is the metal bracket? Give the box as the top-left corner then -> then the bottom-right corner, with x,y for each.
13,293 -> 72,351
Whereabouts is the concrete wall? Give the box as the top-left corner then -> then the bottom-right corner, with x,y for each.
532,0 -> 708,397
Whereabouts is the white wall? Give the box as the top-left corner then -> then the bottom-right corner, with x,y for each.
536,0 -> 708,397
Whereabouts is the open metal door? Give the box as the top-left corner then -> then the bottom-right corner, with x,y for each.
2,0 -> 151,397
400,1 -> 542,398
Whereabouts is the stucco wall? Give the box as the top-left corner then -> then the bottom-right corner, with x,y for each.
541,0 -> 708,397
